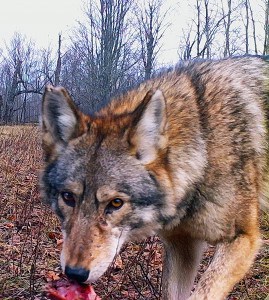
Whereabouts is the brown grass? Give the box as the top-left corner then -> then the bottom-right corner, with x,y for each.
0,125 -> 268,300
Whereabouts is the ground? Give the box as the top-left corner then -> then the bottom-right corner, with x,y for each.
0,125 -> 268,300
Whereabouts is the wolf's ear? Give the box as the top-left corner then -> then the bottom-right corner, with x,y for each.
41,86 -> 89,158
129,89 -> 167,164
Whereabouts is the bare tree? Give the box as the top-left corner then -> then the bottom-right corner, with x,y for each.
178,0 -> 262,60
196,0 -> 202,57
179,25 -> 196,60
102,1 -> 134,100
67,0 -> 138,112
247,0 -> 258,54
135,0 -> 169,79
54,34 -> 62,86
221,0 -> 245,57
222,0 -> 232,57
0,33 -> 54,123
179,0 -> 226,59
244,0 -> 250,53
204,0 -> 211,58
241,0 -> 259,55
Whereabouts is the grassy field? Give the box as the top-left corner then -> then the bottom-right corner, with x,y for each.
0,125 -> 268,299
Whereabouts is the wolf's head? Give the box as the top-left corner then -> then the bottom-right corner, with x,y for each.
40,86 -> 171,283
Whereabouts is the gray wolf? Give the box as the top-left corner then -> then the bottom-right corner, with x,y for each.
40,57 -> 268,299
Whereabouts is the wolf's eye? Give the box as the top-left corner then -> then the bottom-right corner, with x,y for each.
105,198 -> 124,214
61,191 -> 76,207
111,198 -> 123,208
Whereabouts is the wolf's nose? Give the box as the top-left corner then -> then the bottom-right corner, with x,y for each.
65,266 -> 90,283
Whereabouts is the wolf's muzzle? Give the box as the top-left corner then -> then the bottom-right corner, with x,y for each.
65,265 -> 90,283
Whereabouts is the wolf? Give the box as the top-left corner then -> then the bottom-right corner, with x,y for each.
40,57 -> 269,300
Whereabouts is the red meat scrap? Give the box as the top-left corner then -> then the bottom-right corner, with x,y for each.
45,277 -> 101,300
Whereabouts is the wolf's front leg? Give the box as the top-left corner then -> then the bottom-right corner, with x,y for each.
161,233 -> 205,300
188,230 -> 261,300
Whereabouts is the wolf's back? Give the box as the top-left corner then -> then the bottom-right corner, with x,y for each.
109,56 -> 269,211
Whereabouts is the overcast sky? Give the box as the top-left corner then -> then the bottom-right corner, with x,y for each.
0,0 -> 191,65
1,0 -> 83,49
0,0 -> 266,65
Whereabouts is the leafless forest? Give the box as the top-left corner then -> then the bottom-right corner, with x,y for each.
1,0 -> 269,124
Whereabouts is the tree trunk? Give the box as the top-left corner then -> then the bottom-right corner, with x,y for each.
264,0 -> 269,55
55,34 -> 62,86
3,60 -> 21,123
245,0 -> 249,54
223,0 -> 232,57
